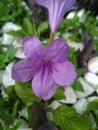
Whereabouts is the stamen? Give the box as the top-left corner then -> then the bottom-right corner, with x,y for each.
43,57 -> 50,62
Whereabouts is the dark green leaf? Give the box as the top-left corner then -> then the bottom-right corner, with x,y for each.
5,86 -> 19,103
53,105 -> 91,130
76,68 -> 84,77
13,121 -> 22,130
72,80 -> 84,92
0,54 -> 9,69
52,87 -> 66,100
0,111 -> 9,122
68,47 -> 78,67
95,116 -> 98,127
87,101 -> 98,110
32,103 -> 47,130
12,100 -> 19,119
37,21 -> 49,36
0,122 -> 4,130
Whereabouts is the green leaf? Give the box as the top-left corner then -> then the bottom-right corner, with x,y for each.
0,54 -> 9,69
5,86 -> 19,103
22,17 -> 33,35
87,101 -> 98,110
37,21 -> 49,37
6,45 -> 17,59
68,47 -> 78,67
13,121 -> 22,130
7,30 -> 25,38
12,100 -> 19,119
53,105 -> 91,130
95,116 -> 98,127
0,111 -> 9,122
52,87 -> 66,100
76,68 -> 84,77
72,80 -> 84,92
0,122 -> 4,130
15,81 -> 40,106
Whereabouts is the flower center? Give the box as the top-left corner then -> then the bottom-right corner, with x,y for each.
43,57 -> 50,62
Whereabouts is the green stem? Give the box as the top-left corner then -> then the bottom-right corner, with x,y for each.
33,20 -> 37,36
47,32 -> 55,46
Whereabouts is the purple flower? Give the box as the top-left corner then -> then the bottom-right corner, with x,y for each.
12,36 -> 77,100
35,0 -> 76,32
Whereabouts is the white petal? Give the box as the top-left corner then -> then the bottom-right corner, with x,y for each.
88,56 -> 98,73
84,72 -> 98,89
59,87 -> 77,104
75,78 -> 95,98
73,98 -> 88,114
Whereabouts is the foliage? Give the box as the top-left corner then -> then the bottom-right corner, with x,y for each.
72,80 -> 84,92
0,1 -> 98,130
0,0 -> 32,25
53,105 -> 92,130
15,81 -> 40,106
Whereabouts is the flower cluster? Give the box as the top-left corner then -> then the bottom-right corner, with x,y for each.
12,0 -> 77,100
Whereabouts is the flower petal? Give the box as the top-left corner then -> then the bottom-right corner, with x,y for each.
12,57 -> 37,82
47,39 -> 69,63
23,36 -> 46,57
36,0 -> 76,32
35,0 -> 49,8
32,66 -> 56,100
50,0 -> 76,31
53,61 -> 77,86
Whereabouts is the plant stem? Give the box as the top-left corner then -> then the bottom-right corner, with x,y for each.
47,32 -> 55,46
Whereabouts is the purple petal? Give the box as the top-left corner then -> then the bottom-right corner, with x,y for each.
12,57 -> 38,82
35,0 -> 49,8
23,36 -> 46,58
47,39 -> 69,63
53,61 -> 77,86
32,66 -> 56,100
36,0 -> 76,32
49,0 -> 76,32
